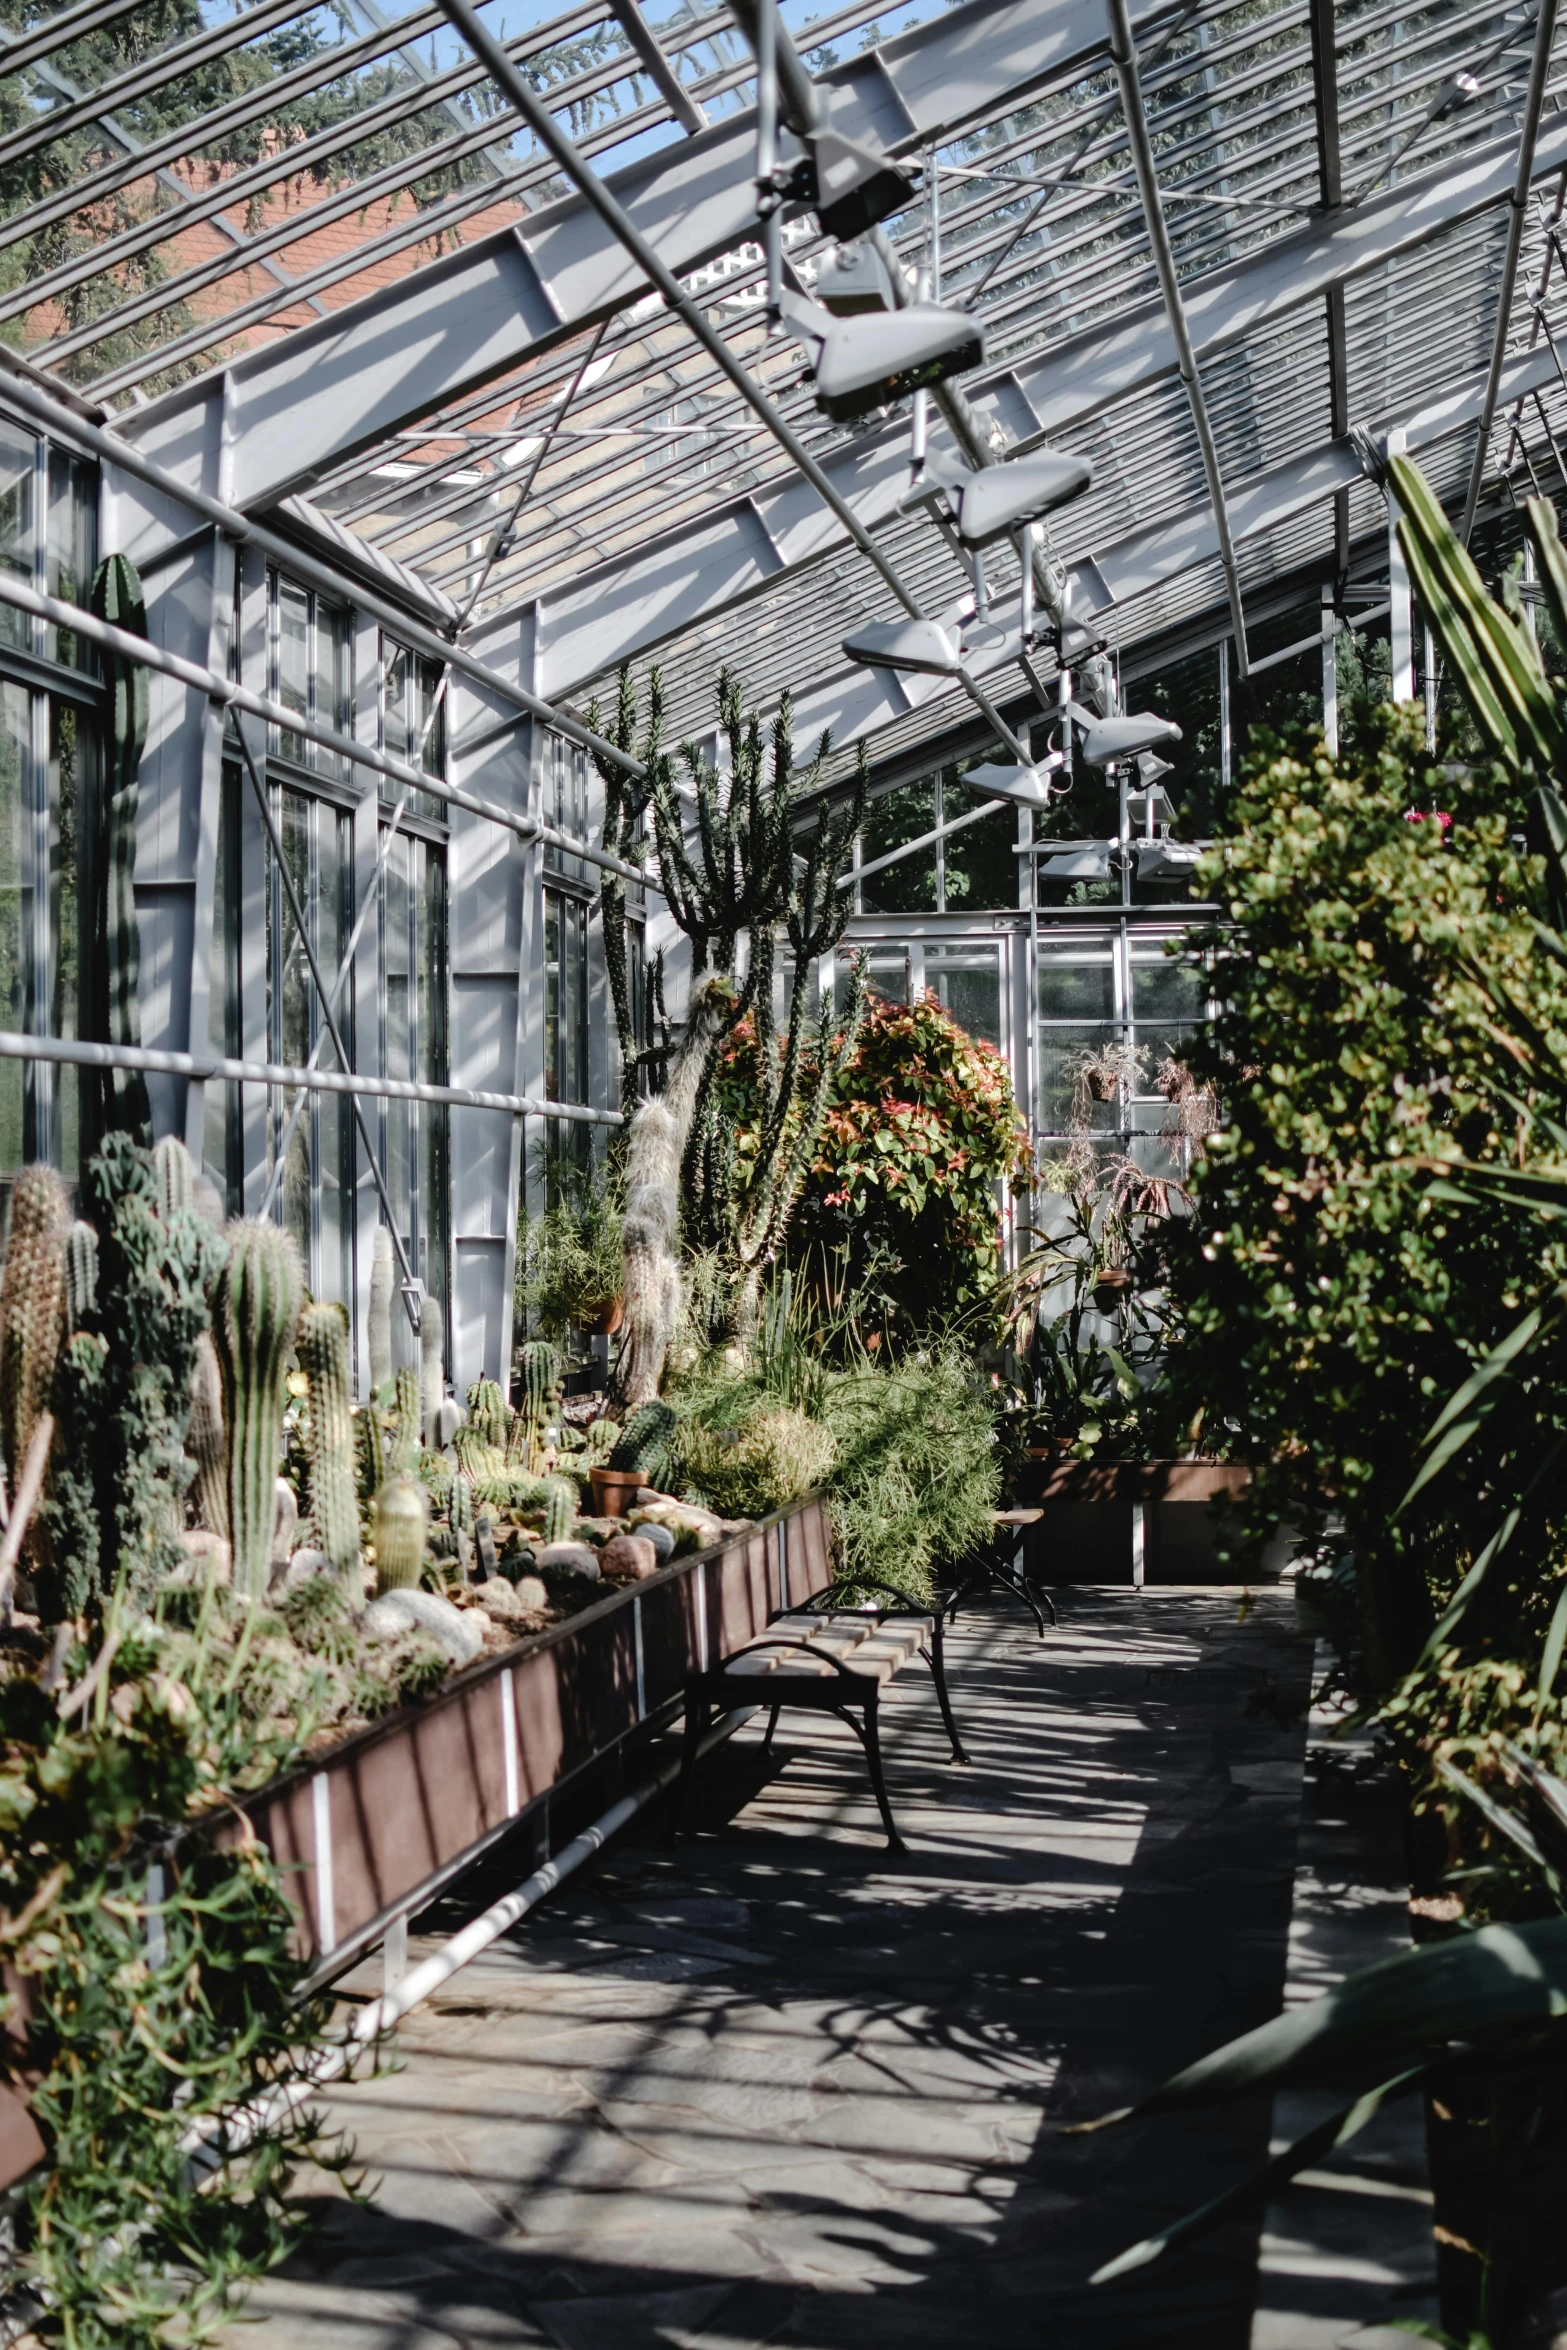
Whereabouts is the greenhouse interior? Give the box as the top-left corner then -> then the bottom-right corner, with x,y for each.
12,0 -> 1567,2339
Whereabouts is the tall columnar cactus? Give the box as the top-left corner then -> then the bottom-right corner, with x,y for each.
153,1133 -> 193,1221
298,1302 -> 358,1582
390,1365 -> 421,1476
450,1470 -> 474,1538
467,1376 -> 509,1451
372,1473 -> 427,1594
516,1342 -> 559,1429
356,1401 -> 385,1507
0,1163 -> 69,1494
420,1282 -> 444,1445
63,1219 -> 97,1330
215,1222 -> 304,1600
540,1475 -> 576,1548
368,1226 -> 395,1396
188,1330 -> 228,1539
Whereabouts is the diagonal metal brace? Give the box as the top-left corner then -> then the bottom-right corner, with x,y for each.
235,721 -> 421,1336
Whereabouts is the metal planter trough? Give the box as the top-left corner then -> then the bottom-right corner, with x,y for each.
231,1494 -> 835,1988
1014,1459 -> 1258,1586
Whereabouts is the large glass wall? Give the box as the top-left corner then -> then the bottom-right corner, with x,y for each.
0,415 -> 97,1191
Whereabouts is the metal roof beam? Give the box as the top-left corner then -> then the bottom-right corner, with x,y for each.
116,0 -> 1162,508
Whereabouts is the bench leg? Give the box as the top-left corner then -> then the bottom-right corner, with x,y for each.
671,1683 -> 708,1843
763,1702 -> 781,1753
858,1692 -> 905,1853
928,1609 -> 969,1765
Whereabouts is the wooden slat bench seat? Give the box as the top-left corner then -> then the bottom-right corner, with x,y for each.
675,1579 -> 967,1852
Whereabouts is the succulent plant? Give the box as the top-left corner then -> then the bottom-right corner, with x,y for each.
450,1469 -> 474,1536
298,1302 -> 358,1583
466,1376 -> 510,1451
368,1226 -> 395,1396
153,1133 -> 193,1221
372,1473 -> 428,1594
391,1364 -> 421,1476
608,1400 -> 677,1480
0,1162 -> 68,1493
516,1341 -> 559,1426
215,1221 -> 304,1600
583,1417 -> 621,1464
62,1218 -> 98,1330
540,1475 -> 576,1547
188,1329 -> 228,1539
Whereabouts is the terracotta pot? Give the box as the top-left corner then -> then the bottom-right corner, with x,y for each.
589,1463 -> 643,1517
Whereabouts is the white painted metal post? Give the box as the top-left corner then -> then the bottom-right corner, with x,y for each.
1321,586 -> 1338,757
1219,638 -> 1232,794
382,1913 -> 408,1993
1131,1501 -> 1146,1587
1387,425 -> 1415,702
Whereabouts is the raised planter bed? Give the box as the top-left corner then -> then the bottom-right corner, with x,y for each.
1012,1457 -> 1256,1585
229,1492 -> 834,1986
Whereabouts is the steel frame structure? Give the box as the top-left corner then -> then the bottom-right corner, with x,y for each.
2,0 -> 1565,1399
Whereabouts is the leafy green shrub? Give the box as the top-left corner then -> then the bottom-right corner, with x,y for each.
817,1351 -> 999,1602
514,1156 -> 624,1343
779,992 -> 1030,1347
675,1402 -> 835,1519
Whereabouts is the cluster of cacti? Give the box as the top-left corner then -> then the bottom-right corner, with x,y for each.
368,1226 -> 395,1396
35,1134 -> 225,1619
215,1220 -> 304,1601
466,1376 -> 510,1450
372,1473 -> 427,1594
298,1302 -> 358,1582
608,1400 -> 677,1481
453,1426 -> 507,1480
582,1417 -> 621,1465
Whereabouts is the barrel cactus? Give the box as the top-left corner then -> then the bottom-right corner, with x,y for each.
450,1469 -> 474,1537
583,1417 -> 621,1465
215,1222 -> 304,1600
298,1301 -> 358,1582
608,1400 -> 677,1481
372,1473 -> 428,1594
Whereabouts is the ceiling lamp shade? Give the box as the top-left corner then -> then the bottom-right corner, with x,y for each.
841,618 -> 962,675
945,452 -> 1094,547
1078,712 -> 1183,767
806,129 -> 919,242
1039,844 -> 1113,880
805,303 -> 985,422
955,760 -> 1054,809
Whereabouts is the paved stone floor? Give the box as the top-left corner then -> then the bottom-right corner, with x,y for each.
228,1589 -> 1361,2350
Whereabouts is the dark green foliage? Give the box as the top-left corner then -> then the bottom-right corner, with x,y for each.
37,1133 -> 224,1621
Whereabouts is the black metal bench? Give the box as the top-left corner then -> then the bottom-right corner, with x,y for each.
944,1507 -> 1055,1638
674,1577 -> 967,1852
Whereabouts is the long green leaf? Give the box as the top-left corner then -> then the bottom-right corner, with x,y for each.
1072,1916 -> 1567,2127
1399,1305 -> 1547,1511
1539,1588 -> 1567,1714
1400,526 -> 1520,764
1527,497 -> 1567,657
1088,2071 -> 1421,2286
1502,1741 -> 1567,1841
1435,1753 -> 1555,1887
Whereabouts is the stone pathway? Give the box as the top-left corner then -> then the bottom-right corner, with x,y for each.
229,1589 -> 1337,2350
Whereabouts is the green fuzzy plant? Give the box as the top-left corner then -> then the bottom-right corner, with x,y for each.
215,1221 -> 303,1601
298,1303 -> 359,1583
676,1404 -> 835,1520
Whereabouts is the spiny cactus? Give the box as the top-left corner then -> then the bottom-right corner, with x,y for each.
0,1163 -> 68,1493
153,1133 -> 193,1221
466,1376 -> 509,1450
372,1473 -> 427,1594
583,1417 -> 621,1464
540,1475 -> 576,1548
608,1400 -> 677,1479
188,1330 -> 228,1539
516,1341 -> 559,1427
420,1282 -> 444,1445
298,1301 -> 358,1583
391,1364 -> 421,1476
63,1219 -> 97,1330
355,1402 -> 385,1506
450,1469 -> 474,1536
216,1221 -> 304,1600
368,1226 -> 395,1396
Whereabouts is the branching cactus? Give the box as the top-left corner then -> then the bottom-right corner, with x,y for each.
298,1302 -> 358,1582
372,1473 -> 428,1594
516,1343 -> 558,1429
0,1164 -> 69,1495
540,1475 -> 576,1547
467,1376 -> 509,1451
216,1222 -> 304,1600
368,1226 -> 395,1396
188,1330 -> 228,1539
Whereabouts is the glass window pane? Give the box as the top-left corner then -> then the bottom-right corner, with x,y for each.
382,637 -> 444,822
940,790 -> 1016,913
317,595 -> 351,768
317,807 -> 354,1309
0,685 -> 28,1173
860,781 -> 936,914
272,790 -> 312,1263
1038,1023 -> 1122,1137
46,444 -> 95,672
1038,960 -> 1115,1021
0,423 -> 34,658
927,943 -> 1001,1049
419,842 -> 447,1302
49,699 -> 87,1181
1131,956 -> 1207,1024
204,765 -> 241,1213
275,578 -> 309,767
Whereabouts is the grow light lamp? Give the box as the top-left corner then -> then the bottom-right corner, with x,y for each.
1078,712 -> 1183,767
807,129 -> 919,242
954,759 -> 1057,810
817,238 -> 897,315
1135,839 -> 1205,879
784,293 -> 984,424
940,452 -> 1094,548
841,618 -> 962,675
1038,844 -> 1113,880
